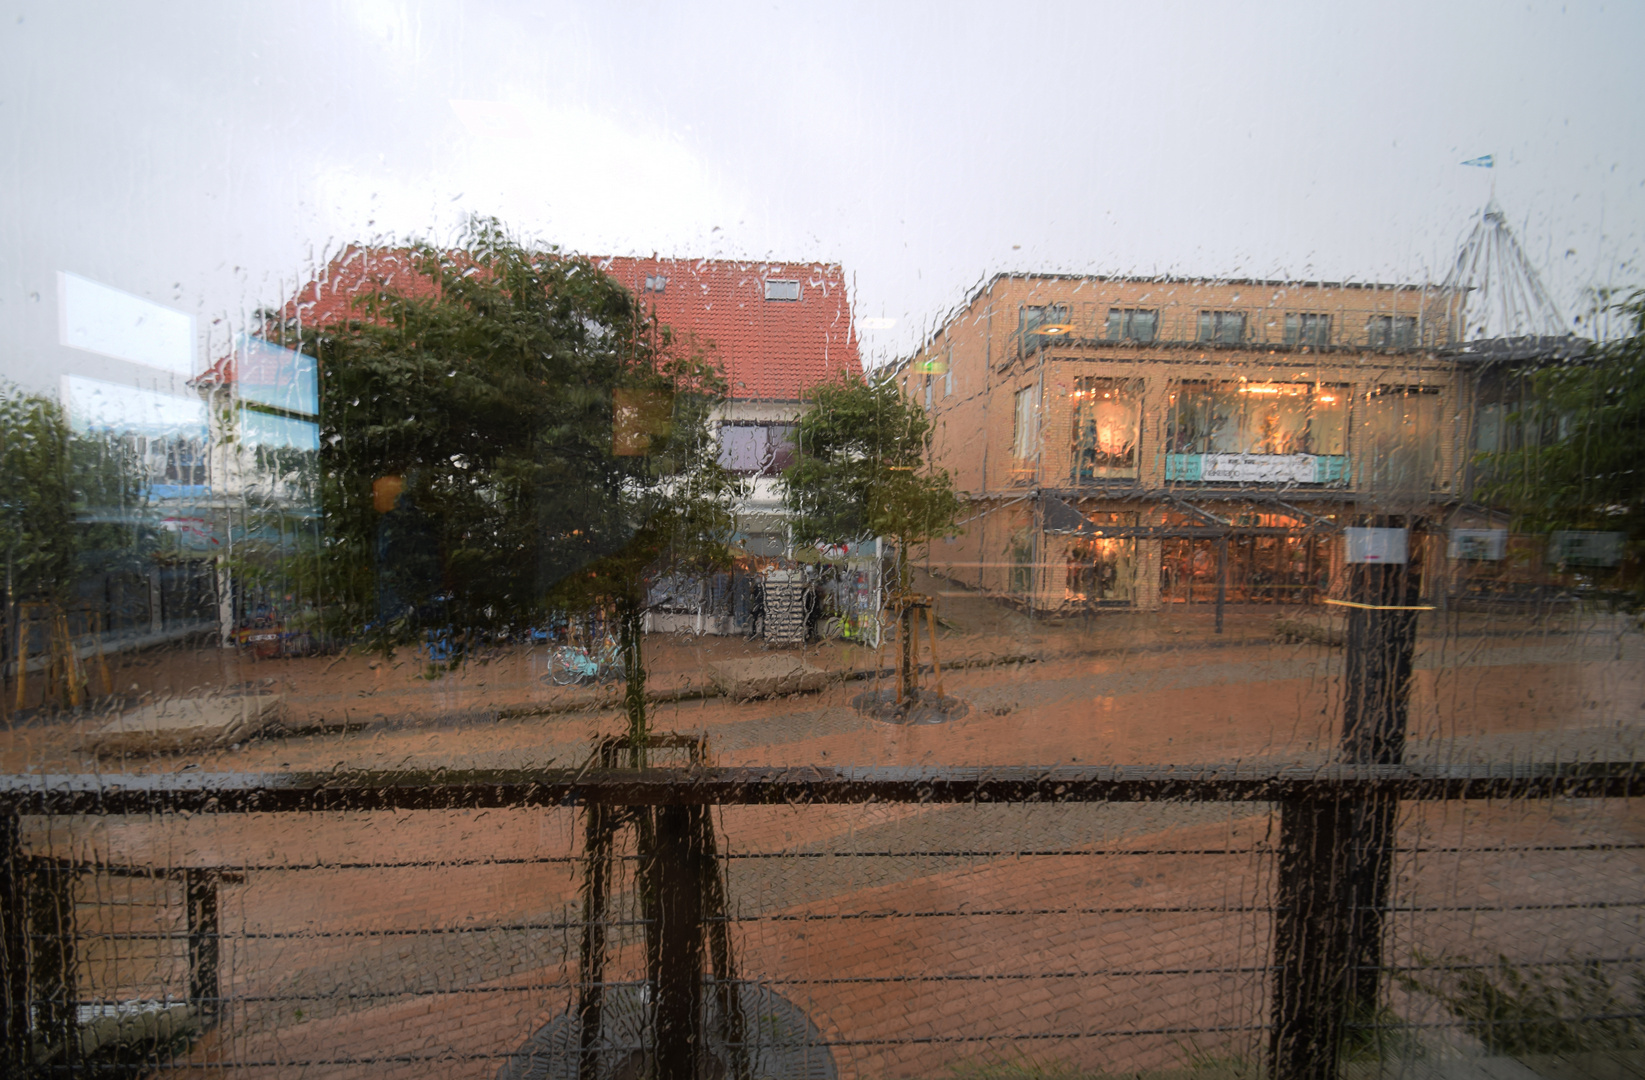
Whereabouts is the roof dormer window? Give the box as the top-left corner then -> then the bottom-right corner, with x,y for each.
644,274 -> 666,293
764,279 -> 801,302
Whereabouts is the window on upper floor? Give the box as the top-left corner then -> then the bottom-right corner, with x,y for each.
763,279 -> 801,301
924,377 -> 933,412
717,422 -> 797,475
1367,314 -> 1418,347
1105,308 -> 1158,343
643,274 -> 667,293
1070,377 -> 1143,481
1365,386 -> 1443,492
1284,313 -> 1331,346
944,364 -> 953,397
1197,310 -> 1246,344
1168,381 -> 1348,457
1020,303 -> 1071,354
1012,386 -> 1037,459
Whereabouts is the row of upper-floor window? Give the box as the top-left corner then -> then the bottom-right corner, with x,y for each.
1006,377 -> 1448,490
1019,303 -> 1428,349
1007,378 -> 1443,454
920,364 -> 1562,458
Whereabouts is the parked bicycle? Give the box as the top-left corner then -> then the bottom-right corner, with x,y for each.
544,634 -> 625,685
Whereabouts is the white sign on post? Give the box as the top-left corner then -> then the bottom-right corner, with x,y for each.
1345,527 -> 1408,564
1448,529 -> 1507,561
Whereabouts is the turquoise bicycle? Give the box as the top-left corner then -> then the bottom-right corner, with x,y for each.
545,636 -> 624,685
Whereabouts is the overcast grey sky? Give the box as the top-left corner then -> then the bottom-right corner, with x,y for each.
3,0 -> 1642,393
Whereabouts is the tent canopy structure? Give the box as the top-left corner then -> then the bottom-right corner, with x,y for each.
1442,200 -> 1573,346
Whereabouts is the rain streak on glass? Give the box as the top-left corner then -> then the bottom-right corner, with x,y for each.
1,5 -> 1643,1078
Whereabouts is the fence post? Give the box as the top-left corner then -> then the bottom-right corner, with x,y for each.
1271,794 -> 1355,1080
0,803 -> 27,1072
577,804 -> 616,1080
648,804 -> 705,1080
1340,542 -> 1419,1018
27,862 -> 77,1061
185,870 -> 220,1030
1341,558 -> 1418,765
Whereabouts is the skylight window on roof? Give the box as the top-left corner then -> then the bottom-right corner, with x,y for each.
764,279 -> 801,302
644,275 -> 667,293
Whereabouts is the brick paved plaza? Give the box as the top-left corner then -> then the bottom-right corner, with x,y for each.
8,599 -> 1644,1077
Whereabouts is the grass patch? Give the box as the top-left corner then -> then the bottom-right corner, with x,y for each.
1397,954 -> 1645,1056
947,1045 -> 1261,1080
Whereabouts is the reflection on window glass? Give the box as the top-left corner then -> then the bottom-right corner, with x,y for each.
1069,377 -> 1141,480
233,335 -> 319,417
717,422 -> 796,475
240,408 -> 320,451
1020,303 -> 1070,353
1104,308 -> 1158,342
57,271 -> 197,374
1283,312 -> 1332,346
1196,310 -> 1246,343
1012,386 -> 1037,459
1367,314 -> 1418,347
1168,381 -> 1347,456
1366,386 -> 1443,494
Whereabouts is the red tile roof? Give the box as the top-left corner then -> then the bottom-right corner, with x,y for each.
199,247 -> 861,402
596,256 -> 860,401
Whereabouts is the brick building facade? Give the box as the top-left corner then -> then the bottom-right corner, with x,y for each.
898,275 -> 1466,613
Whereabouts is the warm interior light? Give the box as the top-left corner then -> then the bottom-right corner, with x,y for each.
1038,323 -> 1075,336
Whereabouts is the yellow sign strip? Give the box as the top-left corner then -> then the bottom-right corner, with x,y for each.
1323,598 -> 1437,612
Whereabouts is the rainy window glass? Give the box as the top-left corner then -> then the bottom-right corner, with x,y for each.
716,422 -> 796,475
1284,311 -> 1332,346
1105,307 -> 1159,342
5,7 -> 1644,1079
1368,313 -> 1419,347
1012,385 -> 1037,459
1069,376 -> 1142,480
1197,309 -> 1248,343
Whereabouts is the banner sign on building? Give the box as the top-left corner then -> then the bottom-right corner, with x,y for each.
1166,454 -> 1350,484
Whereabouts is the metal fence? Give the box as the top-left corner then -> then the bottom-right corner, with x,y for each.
1,761 -> 1641,1079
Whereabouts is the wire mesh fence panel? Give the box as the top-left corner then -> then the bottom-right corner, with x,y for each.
2,768 -> 1641,1078
1362,797 -> 1645,1070
711,801 -> 1278,1079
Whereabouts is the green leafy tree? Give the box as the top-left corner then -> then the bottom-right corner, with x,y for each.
0,386 -> 153,707
268,219 -> 734,752
0,386 -> 149,606
1477,291 -> 1645,603
0,389 -> 77,605
779,372 -> 961,694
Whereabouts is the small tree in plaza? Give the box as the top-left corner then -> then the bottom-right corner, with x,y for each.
1476,291 -> 1645,607
0,386 -> 151,707
779,372 -> 962,699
